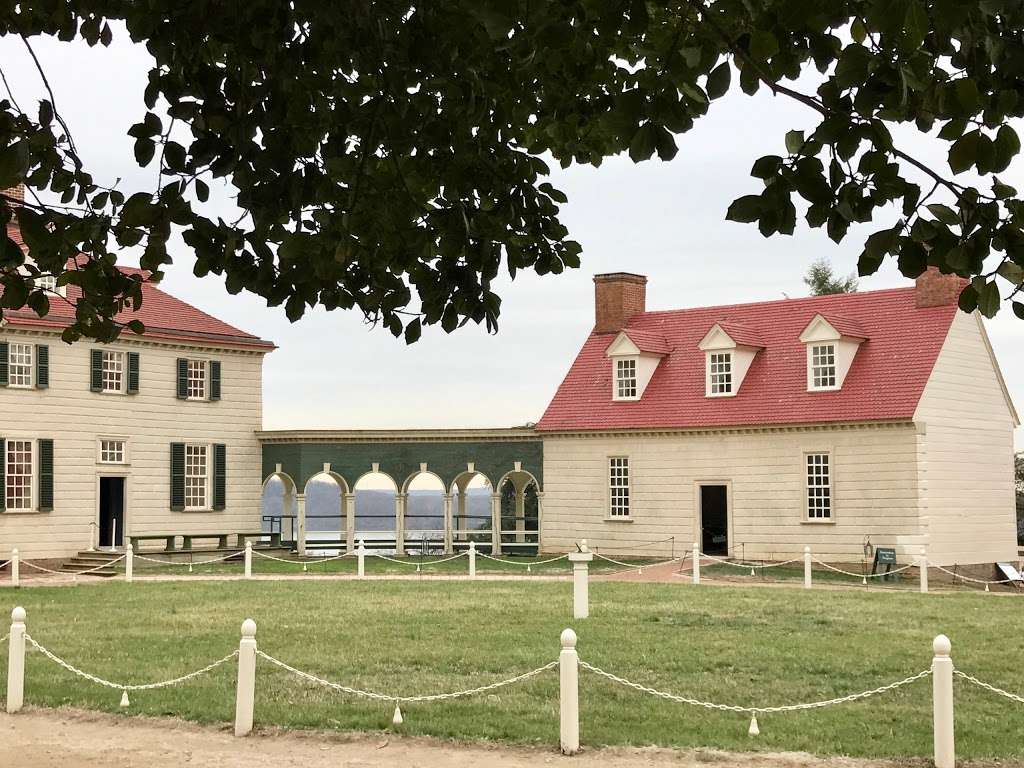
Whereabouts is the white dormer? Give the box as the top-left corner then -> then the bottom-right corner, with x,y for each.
697,322 -> 763,397
798,314 -> 867,392
606,330 -> 669,401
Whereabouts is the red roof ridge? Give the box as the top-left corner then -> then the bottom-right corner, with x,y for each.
637,285 -> 915,319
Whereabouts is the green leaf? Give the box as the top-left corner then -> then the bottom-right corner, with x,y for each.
977,279 -> 1000,317
784,130 -> 805,154
750,155 -> 782,179
993,179 -> 1017,199
195,179 -> 210,203
997,260 -> 1024,286
628,123 -> 659,162
725,195 -> 763,223
0,140 -> 30,188
404,317 -> 422,344
850,18 -> 867,44
903,0 -> 928,51
992,124 -> 1020,173
1013,301 -> 1024,320
953,78 -> 980,113
947,130 -> 979,173
134,138 -> 156,167
937,118 -> 967,141
926,204 -> 960,227
835,44 -> 870,89
749,30 -> 778,61
958,284 -> 978,312
706,62 -> 731,100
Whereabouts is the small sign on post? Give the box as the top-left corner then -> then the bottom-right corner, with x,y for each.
872,547 -> 898,582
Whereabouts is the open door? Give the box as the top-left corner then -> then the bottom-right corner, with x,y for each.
99,477 -> 125,549
700,485 -> 728,556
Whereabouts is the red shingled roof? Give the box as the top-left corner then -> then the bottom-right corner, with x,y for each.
814,313 -> 868,339
614,328 -> 672,355
536,287 -> 957,432
713,320 -> 765,348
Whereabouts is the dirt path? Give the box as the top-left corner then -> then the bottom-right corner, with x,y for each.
0,708 -> 944,768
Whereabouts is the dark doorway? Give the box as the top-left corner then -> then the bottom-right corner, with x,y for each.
700,485 -> 728,556
99,477 -> 125,549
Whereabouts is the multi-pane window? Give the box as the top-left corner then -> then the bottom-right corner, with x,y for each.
99,439 -> 126,464
35,275 -> 57,292
811,344 -> 837,389
615,359 -> 637,399
609,457 -> 630,517
101,351 -> 125,393
185,444 -> 209,510
8,343 -> 33,388
187,360 -> 207,400
709,352 -> 733,395
806,453 -> 832,520
5,440 -> 33,510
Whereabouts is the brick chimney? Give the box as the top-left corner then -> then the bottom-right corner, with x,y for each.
2,183 -> 25,246
594,272 -> 647,333
915,267 -> 968,308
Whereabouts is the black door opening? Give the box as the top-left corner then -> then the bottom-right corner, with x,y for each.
700,485 -> 728,556
99,477 -> 125,549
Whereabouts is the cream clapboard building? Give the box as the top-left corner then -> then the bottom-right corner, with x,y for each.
535,270 -> 1019,566
0,189 -> 274,558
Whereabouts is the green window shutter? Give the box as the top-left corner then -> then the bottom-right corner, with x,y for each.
170,443 -> 186,511
213,443 -> 226,510
176,358 -> 188,399
90,349 -> 103,392
209,360 -> 221,401
0,341 -> 8,387
127,352 -> 140,394
35,345 -> 49,389
0,438 -> 5,511
37,438 -> 53,511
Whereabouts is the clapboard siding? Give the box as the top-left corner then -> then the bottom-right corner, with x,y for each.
541,424 -> 925,562
914,312 -> 1018,565
0,328 -> 266,558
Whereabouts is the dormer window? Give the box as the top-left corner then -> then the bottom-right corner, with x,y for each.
709,352 -> 733,395
615,358 -> 637,399
799,315 -> 867,393
810,344 -> 837,390
698,322 -> 763,398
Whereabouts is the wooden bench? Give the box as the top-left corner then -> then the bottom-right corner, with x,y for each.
129,531 -> 282,552
181,533 -> 230,549
235,531 -> 282,548
129,534 -> 178,552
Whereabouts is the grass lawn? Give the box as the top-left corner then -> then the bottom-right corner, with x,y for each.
2,580 -> 1022,759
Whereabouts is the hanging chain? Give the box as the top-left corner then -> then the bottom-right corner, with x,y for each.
954,670 -> 1024,704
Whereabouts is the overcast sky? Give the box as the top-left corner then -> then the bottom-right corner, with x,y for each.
2,28 -> 1022,447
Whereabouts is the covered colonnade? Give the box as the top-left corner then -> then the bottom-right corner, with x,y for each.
258,429 -> 544,556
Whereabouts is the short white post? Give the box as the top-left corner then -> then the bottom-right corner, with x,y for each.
125,544 -> 134,583
559,628 -> 580,755
804,546 -> 812,589
6,606 -> 26,713
568,541 -> 593,620
919,546 -> 929,594
692,542 -> 700,585
468,541 -> 477,579
11,549 -> 19,588
357,539 -> 366,578
234,619 -> 257,737
244,541 -> 253,579
88,522 -> 97,552
932,634 -> 954,768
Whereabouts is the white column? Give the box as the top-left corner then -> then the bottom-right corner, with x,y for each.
559,628 -> 580,755
357,539 -> 366,578
468,541 -> 477,578
345,495 -> 356,553
395,493 -> 406,557
919,546 -> 929,594
490,492 -> 501,555
569,548 -> 593,619
515,484 -> 526,544
126,544 -> 134,583
244,542 -> 253,578
536,492 -> 545,552
692,542 -> 701,585
296,493 -> 307,557
6,607 -> 26,713
456,487 -> 467,544
234,619 -> 257,737
11,549 -> 19,588
803,546 -> 812,589
283,484 -> 296,547
932,634 -> 955,768
442,493 -> 454,555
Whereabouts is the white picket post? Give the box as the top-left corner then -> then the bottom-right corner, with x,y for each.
932,634 -> 954,768
11,549 -> 19,588
804,546 -> 812,589
244,542 -> 253,579
468,541 -> 477,579
234,619 -> 257,736
692,542 -> 700,585
6,606 -> 26,713
125,543 -> 134,583
919,546 -> 929,594
569,543 -> 593,619
559,628 -> 580,755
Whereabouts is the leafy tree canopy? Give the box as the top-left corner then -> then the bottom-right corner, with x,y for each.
2,1 -> 1024,344
804,258 -> 858,295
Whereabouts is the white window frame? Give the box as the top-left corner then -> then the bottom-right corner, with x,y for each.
808,343 -> 839,391
614,358 -> 638,400
97,437 -> 129,465
187,360 -> 208,401
805,452 -> 833,522
4,438 -> 35,511
608,456 -> 631,519
707,351 -> 733,396
184,443 -> 210,511
7,342 -> 33,389
101,350 -> 127,394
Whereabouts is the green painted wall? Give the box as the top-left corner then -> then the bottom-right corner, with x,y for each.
262,439 -> 543,491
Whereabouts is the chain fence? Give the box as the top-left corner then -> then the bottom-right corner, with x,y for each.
954,670 -> 1024,705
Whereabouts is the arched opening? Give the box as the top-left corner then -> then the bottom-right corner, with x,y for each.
449,471 -> 494,552
496,470 -> 542,556
353,471 -> 399,553
261,473 -> 297,545
304,472 -> 347,553
403,471 -> 446,555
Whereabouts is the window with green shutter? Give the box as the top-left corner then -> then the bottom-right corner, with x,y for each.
213,443 -> 226,510
176,358 -> 188,399
127,352 -> 140,394
35,345 -> 49,389
170,442 -> 186,511
0,341 -> 8,387
90,349 -> 103,392
37,438 -> 53,511
209,360 -> 221,401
